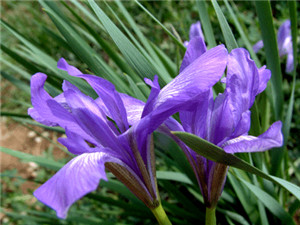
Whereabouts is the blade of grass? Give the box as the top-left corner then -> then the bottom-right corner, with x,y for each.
196,1 -> 216,48
255,1 -> 283,121
134,0 -> 185,51
88,0 -> 158,82
211,0 -> 238,51
0,147 -> 63,171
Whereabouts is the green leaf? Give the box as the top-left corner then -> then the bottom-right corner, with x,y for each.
240,178 -> 295,225
211,0 -> 238,51
88,0 -> 158,82
196,1 -> 216,48
0,147 -> 64,170
134,0 -> 185,51
172,131 -> 300,200
157,171 -> 192,185
255,1 -> 283,121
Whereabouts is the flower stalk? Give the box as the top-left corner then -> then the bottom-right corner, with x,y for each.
205,207 -> 216,225
150,203 -> 172,225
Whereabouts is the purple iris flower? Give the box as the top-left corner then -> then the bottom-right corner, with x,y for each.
184,21 -> 205,47
166,38 -> 284,208
253,20 -> 293,73
28,44 -> 228,218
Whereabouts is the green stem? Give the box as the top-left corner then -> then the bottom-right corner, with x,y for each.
205,207 -> 216,225
150,203 -> 172,225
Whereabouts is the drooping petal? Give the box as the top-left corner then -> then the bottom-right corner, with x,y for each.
180,37 -> 207,73
189,21 -> 204,41
253,40 -> 264,53
222,121 -> 283,154
58,58 -> 129,132
34,151 -> 120,218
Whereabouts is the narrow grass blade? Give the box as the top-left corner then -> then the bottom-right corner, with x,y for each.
0,147 -> 63,171
157,171 -> 192,185
223,0 -> 260,66
88,0 -> 158,82
211,0 -> 238,51
196,1 -> 216,48
1,71 -> 31,94
240,178 -> 295,225
134,0 -> 185,51
172,131 -> 300,200
255,1 -> 283,121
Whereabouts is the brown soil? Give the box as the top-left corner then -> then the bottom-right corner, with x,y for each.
0,119 -> 67,193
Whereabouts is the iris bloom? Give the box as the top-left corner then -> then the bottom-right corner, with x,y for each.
28,44 -> 228,219
166,37 -> 284,208
183,21 -> 204,47
253,20 -> 293,73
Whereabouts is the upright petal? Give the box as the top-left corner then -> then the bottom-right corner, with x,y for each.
222,121 -> 283,153
189,21 -> 204,41
119,93 -> 145,125
180,37 -> 207,73
253,40 -> 264,53
142,75 -> 160,117
28,73 -> 94,143
34,151 -> 120,218
277,20 -> 291,56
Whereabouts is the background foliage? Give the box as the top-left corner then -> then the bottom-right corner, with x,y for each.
1,1 -> 299,224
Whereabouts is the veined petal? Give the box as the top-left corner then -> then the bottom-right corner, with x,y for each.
34,151 -> 119,218
180,37 -> 207,73
58,58 -> 129,132
222,121 -> 283,154
63,89 -> 122,152
155,45 -> 227,113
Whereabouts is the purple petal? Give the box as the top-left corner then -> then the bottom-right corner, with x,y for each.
222,121 -> 283,153
180,91 -> 212,138
277,20 -> 291,57
58,58 -> 129,132
28,73 -> 94,142
142,75 -> 160,117
208,91 -> 234,145
180,37 -> 207,73
286,53 -> 294,73
119,93 -> 145,125
226,48 -> 270,128
155,44 -> 228,112
189,21 -> 204,41
58,129 -> 98,155
34,151 -> 119,218
253,40 -> 264,53
62,89 -> 122,151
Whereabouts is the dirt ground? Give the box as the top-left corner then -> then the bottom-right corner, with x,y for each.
0,118 -> 67,192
